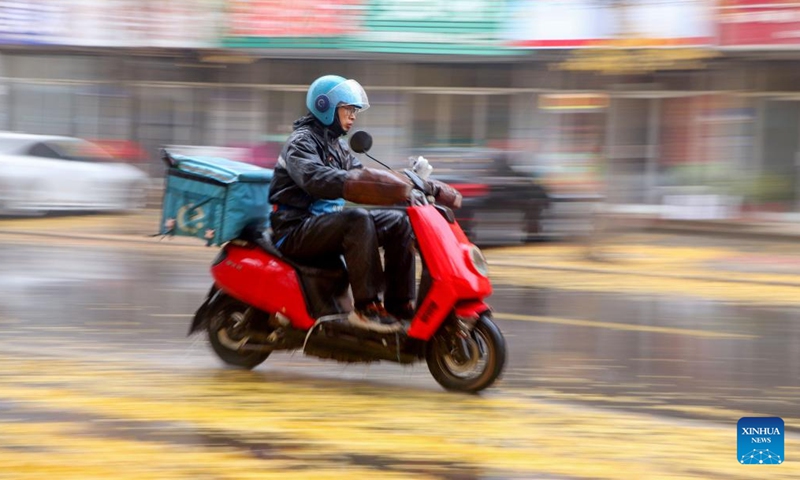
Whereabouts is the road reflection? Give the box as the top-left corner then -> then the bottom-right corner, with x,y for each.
2,354 -> 799,479
1,235 -> 800,477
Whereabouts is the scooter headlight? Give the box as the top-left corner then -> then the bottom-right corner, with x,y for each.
468,245 -> 489,277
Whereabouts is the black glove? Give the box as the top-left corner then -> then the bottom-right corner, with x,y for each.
425,179 -> 462,209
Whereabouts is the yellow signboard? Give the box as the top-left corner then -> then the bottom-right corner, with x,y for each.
554,42 -> 719,75
539,93 -> 609,111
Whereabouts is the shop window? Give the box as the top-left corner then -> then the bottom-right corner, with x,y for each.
12,84 -> 72,136
450,95 -> 474,146
207,88 -> 262,146
411,93 -> 438,147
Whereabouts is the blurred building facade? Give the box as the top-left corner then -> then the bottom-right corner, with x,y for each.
1,0 -> 799,217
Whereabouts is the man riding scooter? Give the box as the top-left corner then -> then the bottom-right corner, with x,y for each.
269,74 -> 417,332
185,75 -> 499,391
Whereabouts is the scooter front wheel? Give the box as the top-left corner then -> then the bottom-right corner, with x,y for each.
426,314 -> 506,393
206,296 -> 270,370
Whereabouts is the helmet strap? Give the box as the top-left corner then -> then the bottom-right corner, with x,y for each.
329,109 -> 347,137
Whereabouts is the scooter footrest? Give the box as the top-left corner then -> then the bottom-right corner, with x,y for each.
303,343 -> 379,363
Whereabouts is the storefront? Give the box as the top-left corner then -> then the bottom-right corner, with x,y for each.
760,96 -> 800,210
2,0 -> 800,215
535,93 -> 606,197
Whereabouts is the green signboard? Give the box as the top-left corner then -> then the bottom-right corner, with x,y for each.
348,0 -> 517,55
222,0 -> 520,56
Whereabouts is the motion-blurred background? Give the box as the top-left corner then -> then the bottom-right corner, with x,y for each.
1,0 -> 797,240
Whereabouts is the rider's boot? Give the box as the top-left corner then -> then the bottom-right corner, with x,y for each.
347,301 -> 404,333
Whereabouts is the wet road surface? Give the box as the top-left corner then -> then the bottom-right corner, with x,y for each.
0,229 -> 799,478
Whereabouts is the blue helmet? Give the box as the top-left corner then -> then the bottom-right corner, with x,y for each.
306,75 -> 370,126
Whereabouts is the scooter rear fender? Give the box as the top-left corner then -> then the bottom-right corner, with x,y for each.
210,243 -> 316,329
188,284 -> 222,336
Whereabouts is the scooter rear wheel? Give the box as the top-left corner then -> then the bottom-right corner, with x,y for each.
426,314 -> 506,393
206,296 -> 271,370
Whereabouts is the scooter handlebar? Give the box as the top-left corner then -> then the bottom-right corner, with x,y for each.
404,168 -> 428,193
404,168 -> 462,210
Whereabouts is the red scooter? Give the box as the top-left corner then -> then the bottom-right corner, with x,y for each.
188,133 -> 506,393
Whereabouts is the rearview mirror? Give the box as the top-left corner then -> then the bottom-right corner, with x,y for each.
349,131 -> 373,154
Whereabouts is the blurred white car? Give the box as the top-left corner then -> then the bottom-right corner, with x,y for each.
0,132 -> 150,215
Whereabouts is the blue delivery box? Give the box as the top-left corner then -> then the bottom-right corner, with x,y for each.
159,150 -> 273,246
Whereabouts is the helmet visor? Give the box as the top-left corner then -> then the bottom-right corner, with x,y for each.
328,79 -> 370,112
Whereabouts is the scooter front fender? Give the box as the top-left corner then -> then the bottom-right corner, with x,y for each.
454,299 -> 491,321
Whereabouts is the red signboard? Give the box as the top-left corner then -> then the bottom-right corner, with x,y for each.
718,1 -> 800,47
226,0 -> 362,37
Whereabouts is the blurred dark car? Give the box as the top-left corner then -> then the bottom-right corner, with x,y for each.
414,148 -> 550,243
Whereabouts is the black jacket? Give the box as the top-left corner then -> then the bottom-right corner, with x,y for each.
269,114 -> 363,236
